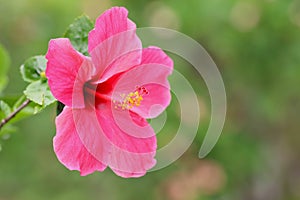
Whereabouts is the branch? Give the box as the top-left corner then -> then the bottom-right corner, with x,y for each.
0,99 -> 31,130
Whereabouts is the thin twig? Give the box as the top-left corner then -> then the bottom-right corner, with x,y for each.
0,99 -> 31,130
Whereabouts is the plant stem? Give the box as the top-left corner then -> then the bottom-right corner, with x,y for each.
0,99 -> 31,130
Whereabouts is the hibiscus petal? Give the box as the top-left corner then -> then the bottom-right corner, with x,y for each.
112,47 -> 173,118
71,104 -> 156,176
46,38 -> 94,108
88,7 -> 136,53
53,107 -> 107,176
140,47 -> 173,69
131,83 -> 171,119
88,7 -> 142,82
110,168 -> 147,178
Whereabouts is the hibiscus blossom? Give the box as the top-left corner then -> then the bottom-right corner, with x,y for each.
46,7 -> 173,178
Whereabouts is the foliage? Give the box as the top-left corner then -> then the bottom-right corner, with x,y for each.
56,15 -> 95,115
64,15 -> 94,56
0,15 -> 94,140
0,0 -> 299,199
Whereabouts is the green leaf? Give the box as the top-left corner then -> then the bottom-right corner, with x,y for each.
9,102 -> 43,124
24,80 -> 56,107
0,44 -> 10,93
0,100 -> 11,120
64,15 -> 94,56
0,96 -> 45,138
12,96 -> 42,120
0,101 -> 17,138
20,55 -> 47,83
0,96 -> 44,125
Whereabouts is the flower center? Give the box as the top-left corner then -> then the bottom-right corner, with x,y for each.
114,86 -> 149,110
84,83 -> 149,110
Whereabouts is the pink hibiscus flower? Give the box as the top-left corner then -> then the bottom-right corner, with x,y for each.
45,7 -> 173,178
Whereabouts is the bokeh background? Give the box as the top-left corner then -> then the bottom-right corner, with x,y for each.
1,0 -> 300,199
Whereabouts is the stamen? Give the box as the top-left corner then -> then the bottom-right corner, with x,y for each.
114,86 -> 149,110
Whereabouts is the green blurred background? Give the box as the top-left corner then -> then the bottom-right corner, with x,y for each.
1,0 -> 300,199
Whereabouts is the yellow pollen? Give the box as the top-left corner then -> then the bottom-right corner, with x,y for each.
115,86 -> 149,110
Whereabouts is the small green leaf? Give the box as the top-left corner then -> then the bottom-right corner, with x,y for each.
0,100 -> 11,120
0,101 -> 16,138
10,102 -> 43,124
0,44 -> 10,93
0,96 -> 44,124
64,15 -> 94,56
16,102 -> 43,117
24,80 -> 56,107
12,96 -> 42,118
20,55 -> 47,83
